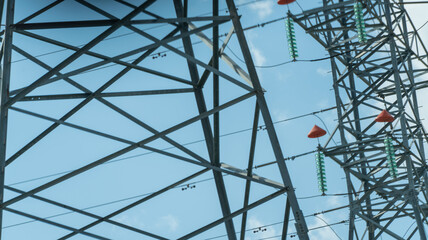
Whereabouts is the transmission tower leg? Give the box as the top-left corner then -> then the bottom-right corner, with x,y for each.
173,1 -> 238,239
322,1 -> 357,238
225,1 -> 309,239
240,104 -> 260,240
281,199 -> 291,240
337,0 -> 375,238
399,0 -> 428,200
329,58 -> 357,240
0,1 -> 14,239
384,0 -> 427,238
349,71 -> 375,240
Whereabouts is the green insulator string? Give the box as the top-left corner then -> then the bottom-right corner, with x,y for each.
315,150 -> 327,195
285,17 -> 298,60
384,136 -> 398,178
354,2 -> 367,43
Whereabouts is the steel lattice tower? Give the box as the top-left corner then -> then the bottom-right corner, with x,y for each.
292,0 -> 428,239
0,0 -> 310,239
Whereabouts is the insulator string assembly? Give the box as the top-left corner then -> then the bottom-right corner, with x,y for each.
354,1 -> 368,43
384,136 -> 398,178
315,149 -> 327,195
285,16 -> 298,60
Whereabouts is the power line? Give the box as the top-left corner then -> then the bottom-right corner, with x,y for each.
253,220 -> 348,240
416,19 -> 428,31
6,158 -> 400,234
204,197 -> 388,240
11,2 -> 341,74
3,175 -> 218,229
4,173 -> 358,231
204,215 -> 353,240
10,0 -> 269,64
4,173 -> 359,231
313,215 -> 342,240
8,105 -> 338,187
402,221 -> 417,238
5,1 -> 428,238
224,40 -> 358,68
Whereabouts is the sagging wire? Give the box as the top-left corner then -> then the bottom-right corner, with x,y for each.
203,195 -> 386,240
12,5 -> 353,72
8,105 -> 339,187
225,42 -> 357,68
313,214 -> 343,240
10,0 -> 269,64
3,174 -> 218,229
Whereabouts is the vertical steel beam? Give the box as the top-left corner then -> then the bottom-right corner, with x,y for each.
0,1 -> 14,238
281,199 -> 291,240
213,1 -> 221,229
225,1 -> 309,239
399,0 -> 428,198
173,1 -> 237,238
337,0 -> 375,237
0,0 -> 5,29
384,0 -> 427,238
240,104 -> 260,240
322,0 -> 356,238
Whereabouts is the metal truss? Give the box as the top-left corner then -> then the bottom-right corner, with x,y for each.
291,0 -> 428,239
0,0 -> 310,239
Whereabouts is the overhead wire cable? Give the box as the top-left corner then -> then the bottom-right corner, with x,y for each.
252,220 -> 348,240
4,175 -> 366,231
225,43 -> 356,68
3,175 -> 218,229
204,196 -> 387,240
402,221 -> 417,238
11,6 -> 352,73
5,0 -> 428,237
313,215 -> 343,240
416,19 -> 428,31
8,105 -> 339,187
7,141 -> 397,234
10,0 -> 269,64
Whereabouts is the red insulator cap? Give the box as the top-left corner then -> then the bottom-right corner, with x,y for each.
375,110 -> 394,123
308,125 -> 327,138
278,0 -> 296,5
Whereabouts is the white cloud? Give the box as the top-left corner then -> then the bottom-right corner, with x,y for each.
250,44 -> 267,66
308,214 -> 340,240
159,214 -> 179,232
115,213 -> 145,229
316,67 -> 330,77
249,1 -> 274,19
316,99 -> 329,109
246,32 -> 266,66
246,216 -> 279,240
326,196 -> 342,208
272,109 -> 288,122
275,71 -> 292,83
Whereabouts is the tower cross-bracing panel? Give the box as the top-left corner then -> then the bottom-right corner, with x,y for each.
292,0 -> 428,239
0,0 -> 310,239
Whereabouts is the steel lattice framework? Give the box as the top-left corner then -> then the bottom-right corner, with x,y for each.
292,0 -> 428,239
0,0 -> 311,239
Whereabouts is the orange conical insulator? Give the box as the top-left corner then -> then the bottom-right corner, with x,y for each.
278,0 -> 296,5
308,125 -> 327,138
375,110 -> 394,123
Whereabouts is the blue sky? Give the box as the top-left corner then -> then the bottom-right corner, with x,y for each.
2,0 -> 428,239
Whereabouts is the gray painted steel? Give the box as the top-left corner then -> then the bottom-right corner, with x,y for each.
293,0 -> 428,238
0,0 -> 309,239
